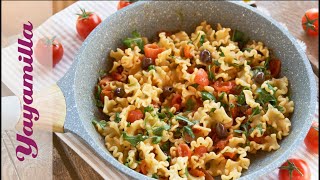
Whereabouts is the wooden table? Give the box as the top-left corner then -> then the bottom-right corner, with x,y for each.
50,1 -> 318,180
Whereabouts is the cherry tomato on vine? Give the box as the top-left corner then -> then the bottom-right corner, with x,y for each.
302,8 -> 319,36
76,8 -> 102,40
304,121 -> 319,154
278,159 -> 311,180
35,36 -> 64,67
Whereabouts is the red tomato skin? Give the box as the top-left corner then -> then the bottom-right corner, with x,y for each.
127,110 -> 144,123
193,146 -> 207,157
35,38 -> 64,67
304,122 -> 319,154
117,0 -> 132,10
76,13 -> 102,40
177,144 -> 192,158
302,8 -> 319,36
279,159 -> 311,180
269,59 -> 281,78
195,69 -> 209,86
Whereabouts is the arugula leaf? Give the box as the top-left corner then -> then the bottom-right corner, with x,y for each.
152,136 -> 162,144
208,65 -> 215,81
256,123 -> 263,134
219,51 -> 225,57
247,107 -> 261,121
152,174 -> 159,179
123,30 -> 144,51
266,83 -> 276,94
157,112 -> 167,119
201,91 -> 216,101
191,83 -> 199,89
153,124 -> 170,136
237,92 -> 246,106
256,88 -> 277,106
144,106 -> 154,113
160,141 -> 171,152
92,119 -> 108,129
176,115 -> 195,126
96,99 -> 104,108
148,65 -> 156,71
185,99 -> 195,111
243,48 -> 253,52
115,112 -> 121,123
231,29 -> 249,49
183,126 -> 195,139
200,35 -> 205,46
127,122 -> 131,127
213,60 -> 221,66
276,105 -> 285,113
218,92 -> 226,101
122,132 -> 148,146
264,57 -> 270,69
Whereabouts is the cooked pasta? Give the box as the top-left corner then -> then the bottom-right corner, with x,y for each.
92,21 -> 294,180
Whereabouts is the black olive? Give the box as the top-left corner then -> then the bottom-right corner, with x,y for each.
216,122 -> 228,139
114,87 -> 125,98
250,3 -> 257,8
141,57 -> 154,70
163,86 -> 174,97
200,49 -> 212,63
254,71 -> 265,84
117,65 -> 124,73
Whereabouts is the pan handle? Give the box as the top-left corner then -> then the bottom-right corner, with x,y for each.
2,84 -> 66,133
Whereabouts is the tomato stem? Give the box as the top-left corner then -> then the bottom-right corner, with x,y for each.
279,160 -> 303,180
76,7 -> 92,20
303,14 -> 318,32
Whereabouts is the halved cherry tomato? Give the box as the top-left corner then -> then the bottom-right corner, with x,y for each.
184,45 -> 193,58
269,59 -> 281,78
195,69 -> 209,86
245,108 -> 253,116
177,144 -> 192,158
223,152 -> 237,160
127,109 -> 144,123
193,146 -> 207,157
100,87 -> 113,102
213,80 -> 236,93
248,136 -> 265,144
302,8 -> 319,36
187,66 -> 195,74
304,121 -> 318,154
172,93 -> 182,110
229,98 -> 239,120
111,71 -> 122,81
139,160 -> 148,175
76,8 -> 102,40
144,44 -> 165,60
279,159 -> 311,180
189,169 -> 205,177
213,135 -> 232,151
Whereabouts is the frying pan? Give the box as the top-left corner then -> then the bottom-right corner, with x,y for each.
4,1 -> 317,179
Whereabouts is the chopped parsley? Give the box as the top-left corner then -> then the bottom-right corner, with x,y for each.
92,119 -> 108,129
185,98 -> 195,111
95,85 -> 104,108
151,136 -> 162,144
148,65 -> 156,71
208,65 -> 215,81
144,106 -> 154,113
231,29 -> 249,49
213,60 -> 221,66
153,124 -> 170,136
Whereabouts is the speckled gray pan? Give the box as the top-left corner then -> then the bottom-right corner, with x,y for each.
57,1 -> 317,179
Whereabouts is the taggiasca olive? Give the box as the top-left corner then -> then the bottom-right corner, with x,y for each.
114,87 -> 125,98
200,49 -> 212,63
216,122 -> 228,139
141,56 -> 155,70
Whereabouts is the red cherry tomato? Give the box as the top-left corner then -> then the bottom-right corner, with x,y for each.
177,143 -> 192,158
302,8 -> 319,36
76,8 -> 102,40
117,0 -> 134,10
213,80 -> 236,93
304,121 -> 319,154
279,159 -> 311,180
127,109 -> 144,123
194,68 -> 209,86
35,36 -> 64,67
269,59 -> 281,78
